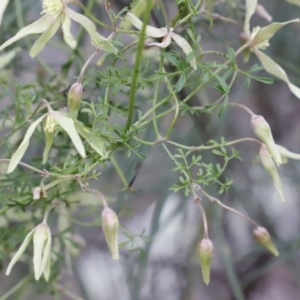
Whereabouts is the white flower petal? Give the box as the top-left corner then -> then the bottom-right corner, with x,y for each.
171,32 -> 197,69
127,12 -> 166,38
0,14 -> 56,52
244,0 -> 258,34
253,19 -> 300,46
61,13 -> 77,49
286,0 -> 300,6
255,49 -> 300,99
7,114 -> 47,173
33,224 -> 49,280
30,15 -> 62,57
76,122 -> 108,158
51,111 -> 86,158
148,33 -> 172,48
67,8 -> 118,53
41,226 -> 52,281
276,144 -> 300,161
0,47 -> 21,69
0,0 -> 9,26
6,227 -> 36,276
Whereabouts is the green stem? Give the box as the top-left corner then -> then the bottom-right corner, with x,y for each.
110,154 -> 128,188
125,0 -> 153,131
152,52 -> 165,137
199,186 -> 258,228
0,276 -> 29,300
165,137 -> 262,150
159,0 -> 170,32
165,73 -> 179,138
0,159 -> 48,176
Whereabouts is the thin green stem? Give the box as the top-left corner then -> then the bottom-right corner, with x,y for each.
152,52 -> 166,137
110,154 -> 128,188
56,283 -> 86,300
191,184 -> 208,238
199,186 -> 258,228
165,72 -> 180,138
70,0 -> 111,29
159,0 -> 170,32
133,136 -> 157,146
125,0 -> 153,131
0,159 -> 48,176
77,32 -> 115,84
0,276 -> 29,300
165,137 -> 262,151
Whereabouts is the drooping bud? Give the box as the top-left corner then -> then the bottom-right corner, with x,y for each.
251,115 -> 282,166
6,222 -> 52,281
259,144 -> 285,202
33,223 -> 52,281
253,226 -> 279,256
67,83 -> 83,118
101,207 -> 119,260
197,238 -> 213,285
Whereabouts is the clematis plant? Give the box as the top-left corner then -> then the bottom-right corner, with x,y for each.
0,0 -> 118,57
127,12 -> 197,70
243,0 -> 300,98
7,105 -> 86,173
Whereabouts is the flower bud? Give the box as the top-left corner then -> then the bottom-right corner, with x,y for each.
253,226 -> 279,256
251,115 -> 282,166
197,238 -> 213,285
6,222 -> 52,281
67,83 -> 83,118
259,145 -> 285,202
33,223 -> 52,281
102,207 -> 119,260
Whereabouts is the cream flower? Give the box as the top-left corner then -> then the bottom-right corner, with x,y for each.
0,0 -> 118,57
285,0 -> 300,6
6,222 -> 52,281
244,0 -> 300,98
0,0 -> 9,26
7,110 -> 86,173
127,12 -> 197,70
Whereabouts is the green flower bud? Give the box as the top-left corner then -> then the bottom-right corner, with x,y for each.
253,226 -> 279,256
102,207 -> 119,260
251,115 -> 282,166
259,144 -> 285,202
67,83 -> 83,118
197,238 -> 213,285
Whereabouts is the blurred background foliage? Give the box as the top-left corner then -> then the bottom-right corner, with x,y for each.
1,0 -> 300,299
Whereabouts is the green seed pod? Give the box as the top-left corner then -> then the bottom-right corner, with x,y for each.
253,226 -> 279,256
67,83 -> 83,118
102,207 -> 119,260
197,238 -> 213,285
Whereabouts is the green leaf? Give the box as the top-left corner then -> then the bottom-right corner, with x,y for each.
176,73 -> 187,92
218,95 -> 228,117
